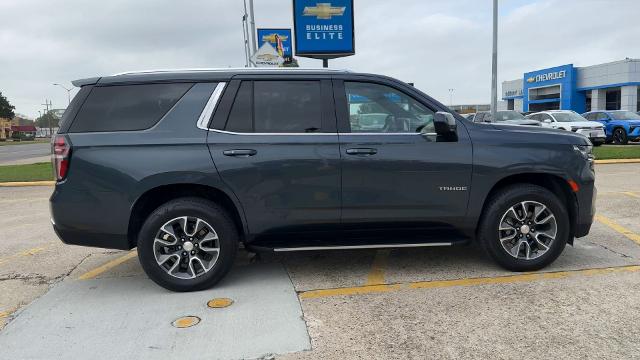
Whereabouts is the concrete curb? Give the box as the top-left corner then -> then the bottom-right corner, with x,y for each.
0,181 -> 55,187
595,158 -> 640,164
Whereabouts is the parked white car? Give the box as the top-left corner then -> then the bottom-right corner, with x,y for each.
526,110 -> 606,146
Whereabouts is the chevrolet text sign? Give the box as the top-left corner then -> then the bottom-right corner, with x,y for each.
293,0 -> 355,58
526,70 -> 567,83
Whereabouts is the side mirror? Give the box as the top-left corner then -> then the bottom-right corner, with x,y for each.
543,119 -> 552,123
432,111 -> 457,140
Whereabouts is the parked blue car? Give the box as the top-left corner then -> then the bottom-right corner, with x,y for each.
582,110 -> 640,144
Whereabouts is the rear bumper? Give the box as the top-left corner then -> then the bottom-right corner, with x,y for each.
51,221 -> 131,250
50,185 -> 133,250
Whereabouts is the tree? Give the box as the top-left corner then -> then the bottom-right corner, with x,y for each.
36,111 -> 59,128
0,92 -> 15,119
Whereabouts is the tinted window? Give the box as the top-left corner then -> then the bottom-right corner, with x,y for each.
596,113 -> 609,121
345,82 -> 434,133
253,81 -> 322,133
225,81 -> 253,132
611,111 -> 640,120
70,83 -> 192,132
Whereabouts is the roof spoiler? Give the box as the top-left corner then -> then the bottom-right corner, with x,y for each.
71,77 -> 101,87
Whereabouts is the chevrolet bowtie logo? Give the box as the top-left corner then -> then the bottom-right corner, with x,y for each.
303,3 -> 346,19
526,77 -> 535,83
262,34 -> 288,43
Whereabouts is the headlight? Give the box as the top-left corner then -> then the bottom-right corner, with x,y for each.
573,144 -> 594,161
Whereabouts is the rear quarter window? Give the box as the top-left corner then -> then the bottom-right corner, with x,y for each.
69,83 -> 193,133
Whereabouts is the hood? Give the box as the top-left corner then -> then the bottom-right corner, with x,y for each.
563,121 -> 603,128
496,119 -> 541,126
488,123 -> 591,145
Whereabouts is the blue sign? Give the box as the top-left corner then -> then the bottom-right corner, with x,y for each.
293,0 -> 355,58
257,28 -> 293,62
522,64 -> 584,113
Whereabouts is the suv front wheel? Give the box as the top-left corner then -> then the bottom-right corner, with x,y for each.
478,184 -> 569,271
137,197 -> 238,292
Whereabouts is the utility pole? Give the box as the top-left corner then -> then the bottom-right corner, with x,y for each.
242,1 -> 251,67
490,0 -> 498,120
248,0 -> 258,62
41,99 -> 52,137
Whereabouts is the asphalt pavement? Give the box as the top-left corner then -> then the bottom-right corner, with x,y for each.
0,142 -> 50,165
1,163 -> 639,359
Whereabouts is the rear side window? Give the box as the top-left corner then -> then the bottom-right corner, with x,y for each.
69,83 -> 192,132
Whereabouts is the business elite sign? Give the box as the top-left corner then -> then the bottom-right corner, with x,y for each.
293,0 -> 355,58
257,28 -> 293,63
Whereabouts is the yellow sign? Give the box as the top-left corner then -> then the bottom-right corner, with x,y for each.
262,33 -> 288,43
303,3 -> 346,19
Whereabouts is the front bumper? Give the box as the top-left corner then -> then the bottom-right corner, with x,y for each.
575,128 -> 605,142
575,182 -> 596,238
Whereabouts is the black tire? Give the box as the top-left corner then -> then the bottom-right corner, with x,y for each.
137,197 -> 238,292
478,184 -> 569,272
612,128 -> 628,145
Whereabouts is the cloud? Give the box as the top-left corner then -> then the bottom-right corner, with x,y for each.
1,0 -> 639,118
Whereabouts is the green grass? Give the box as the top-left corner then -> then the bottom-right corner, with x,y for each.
594,145 -> 640,160
0,139 -> 49,146
0,162 -> 53,182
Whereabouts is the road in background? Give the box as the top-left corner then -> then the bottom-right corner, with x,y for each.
0,143 -> 50,165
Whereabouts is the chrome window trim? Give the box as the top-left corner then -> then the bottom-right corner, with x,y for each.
208,128 -> 437,136
196,82 -> 226,130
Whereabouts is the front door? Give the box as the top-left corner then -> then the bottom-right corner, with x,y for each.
334,79 -> 473,241
207,79 -> 341,238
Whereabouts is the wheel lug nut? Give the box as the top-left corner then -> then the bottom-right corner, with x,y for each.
182,252 -> 187,256
194,243 -> 198,247
177,246 -> 182,250
191,251 -> 195,255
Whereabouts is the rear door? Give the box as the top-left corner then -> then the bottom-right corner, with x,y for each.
334,78 -> 473,241
207,78 -> 341,237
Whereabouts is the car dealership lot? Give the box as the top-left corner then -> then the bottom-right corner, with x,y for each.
1,163 -> 640,359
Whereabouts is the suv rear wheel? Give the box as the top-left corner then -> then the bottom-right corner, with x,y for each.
137,197 -> 238,292
478,184 -> 569,271
612,128 -> 628,145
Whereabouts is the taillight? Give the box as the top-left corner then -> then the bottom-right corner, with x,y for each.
52,135 -> 71,181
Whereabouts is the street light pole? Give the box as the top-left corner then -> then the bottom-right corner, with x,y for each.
53,83 -> 72,105
248,0 -> 258,59
448,88 -> 455,107
490,0 -> 498,120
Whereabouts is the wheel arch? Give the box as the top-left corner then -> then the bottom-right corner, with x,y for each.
477,173 -> 578,245
127,183 -> 247,248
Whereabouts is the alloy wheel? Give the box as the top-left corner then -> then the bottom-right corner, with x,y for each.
498,201 -> 557,260
153,216 -> 220,279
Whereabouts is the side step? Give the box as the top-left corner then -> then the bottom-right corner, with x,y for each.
274,242 -> 453,252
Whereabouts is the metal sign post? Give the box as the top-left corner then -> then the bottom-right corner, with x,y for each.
490,0 -> 498,119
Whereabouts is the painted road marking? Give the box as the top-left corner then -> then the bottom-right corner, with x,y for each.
77,250 -> 138,280
365,249 -> 390,286
622,191 -> 640,199
299,265 -> 640,299
596,214 -> 640,245
0,244 -> 53,266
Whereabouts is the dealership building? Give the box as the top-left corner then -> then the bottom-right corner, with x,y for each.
502,58 -> 640,113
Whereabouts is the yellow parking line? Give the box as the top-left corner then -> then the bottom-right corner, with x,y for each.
595,158 -> 640,164
299,265 -> 640,300
622,192 -> 640,199
0,244 -> 52,266
0,310 -> 11,319
595,214 -> 640,245
78,250 -> 138,280
365,250 -> 390,286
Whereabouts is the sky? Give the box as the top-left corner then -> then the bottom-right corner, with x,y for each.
1,0 -> 639,119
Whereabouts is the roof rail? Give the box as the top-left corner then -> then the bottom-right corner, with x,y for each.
112,68 -> 350,76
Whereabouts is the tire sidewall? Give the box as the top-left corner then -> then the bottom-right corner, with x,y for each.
137,198 -> 238,292
480,186 -> 569,271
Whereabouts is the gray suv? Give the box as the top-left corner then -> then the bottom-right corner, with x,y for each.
50,69 -> 596,291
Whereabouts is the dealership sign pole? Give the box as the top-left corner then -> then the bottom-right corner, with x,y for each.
490,0 -> 498,119
292,0 -> 355,68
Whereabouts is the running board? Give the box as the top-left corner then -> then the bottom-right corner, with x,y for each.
272,242 -> 452,252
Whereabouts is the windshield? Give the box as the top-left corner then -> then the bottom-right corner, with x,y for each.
611,111 -> 640,120
492,111 -> 525,121
552,112 -> 587,122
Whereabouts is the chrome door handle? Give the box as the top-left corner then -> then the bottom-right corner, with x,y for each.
346,148 -> 377,156
223,149 -> 257,157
